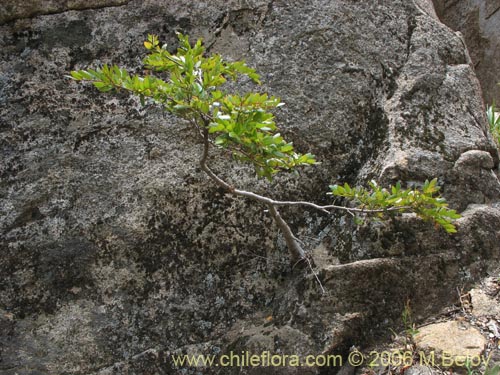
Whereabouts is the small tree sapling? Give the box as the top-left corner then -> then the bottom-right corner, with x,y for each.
69,33 -> 461,264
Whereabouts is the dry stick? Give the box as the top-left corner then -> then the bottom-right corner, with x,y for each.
304,255 -> 326,295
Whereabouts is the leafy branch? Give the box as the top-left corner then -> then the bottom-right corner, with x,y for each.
329,179 -> 460,233
69,33 -> 461,265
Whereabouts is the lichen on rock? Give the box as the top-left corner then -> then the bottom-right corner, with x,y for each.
0,1 -> 499,374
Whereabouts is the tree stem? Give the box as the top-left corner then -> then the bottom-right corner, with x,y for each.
199,128 -> 306,262
266,204 -> 306,262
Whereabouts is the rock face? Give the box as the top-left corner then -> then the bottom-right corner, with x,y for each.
432,0 -> 500,104
1,0 -> 499,374
415,320 -> 487,360
0,0 -> 129,25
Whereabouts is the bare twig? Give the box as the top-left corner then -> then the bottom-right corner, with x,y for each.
304,256 -> 326,295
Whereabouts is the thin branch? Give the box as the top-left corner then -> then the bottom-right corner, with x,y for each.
199,128 -> 235,192
304,256 -> 326,295
231,189 -> 413,216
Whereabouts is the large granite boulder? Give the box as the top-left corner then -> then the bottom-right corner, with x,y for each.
433,0 -> 500,104
1,0 -> 499,374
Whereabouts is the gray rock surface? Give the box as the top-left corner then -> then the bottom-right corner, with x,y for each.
433,0 -> 500,104
1,0 -> 500,374
470,276 -> 500,317
0,0 -> 129,25
404,365 -> 440,375
415,320 -> 487,360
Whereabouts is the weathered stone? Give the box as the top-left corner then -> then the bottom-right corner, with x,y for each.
455,150 -> 495,170
0,1 -> 499,374
415,320 -> 487,361
432,0 -> 500,103
0,0 -> 129,25
404,365 -> 440,375
470,289 -> 500,317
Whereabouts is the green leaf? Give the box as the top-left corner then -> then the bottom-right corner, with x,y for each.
70,71 -> 83,80
214,136 -> 226,146
208,123 -> 225,133
78,70 -> 94,80
93,81 -> 112,92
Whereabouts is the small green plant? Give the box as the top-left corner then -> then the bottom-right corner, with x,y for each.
487,102 -> 500,145
69,33 -> 461,266
401,300 -> 419,354
401,300 -> 419,338
484,364 -> 500,375
464,357 -> 486,375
